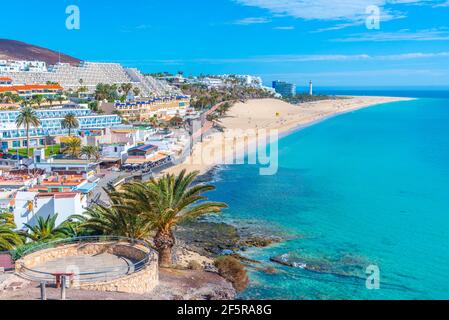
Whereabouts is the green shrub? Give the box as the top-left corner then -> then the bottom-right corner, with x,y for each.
187,260 -> 203,271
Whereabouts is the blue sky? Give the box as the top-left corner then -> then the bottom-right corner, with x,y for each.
2,0 -> 449,87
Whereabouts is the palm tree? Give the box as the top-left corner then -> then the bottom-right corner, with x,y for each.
217,102 -> 232,116
95,83 -> 118,102
0,213 -> 23,251
94,83 -> 109,101
2,92 -> 14,104
57,219 -> 85,238
24,214 -> 68,242
73,197 -> 153,240
118,170 -> 227,267
132,87 -> 141,97
31,95 -> 45,108
80,145 -> 100,162
61,112 -> 80,136
149,116 -> 159,128
46,96 -> 55,107
77,86 -> 89,98
206,112 -> 221,127
56,94 -> 65,105
169,116 -> 183,128
10,94 -> 22,104
15,106 -> 41,158
63,137 -> 82,158
119,83 -> 133,98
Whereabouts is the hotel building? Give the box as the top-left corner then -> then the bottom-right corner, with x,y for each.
272,80 -> 296,97
1,61 -> 180,97
0,83 -> 63,99
114,96 -> 191,122
0,105 -> 122,149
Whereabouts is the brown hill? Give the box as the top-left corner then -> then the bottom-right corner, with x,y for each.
0,39 -> 81,66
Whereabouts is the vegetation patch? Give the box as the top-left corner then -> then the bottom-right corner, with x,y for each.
214,256 -> 249,292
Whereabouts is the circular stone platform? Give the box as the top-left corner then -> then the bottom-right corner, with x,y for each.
15,237 -> 159,294
32,253 -> 136,282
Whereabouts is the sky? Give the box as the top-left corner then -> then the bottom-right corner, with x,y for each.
2,0 -> 449,88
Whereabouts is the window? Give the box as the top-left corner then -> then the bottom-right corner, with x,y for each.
12,141 -> 20,148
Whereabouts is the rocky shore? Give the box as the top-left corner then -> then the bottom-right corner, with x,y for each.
175,219 -> 284,259
0,268 -> 235,300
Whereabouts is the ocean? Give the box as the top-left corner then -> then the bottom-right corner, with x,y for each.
207,91 -> 449,299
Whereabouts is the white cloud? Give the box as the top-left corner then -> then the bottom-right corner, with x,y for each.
117,52 -> 449,65
233,0 -> 446,26
333,28 -> 449,41
262,68 -> 445,78
232,17 -> 271,25
273,26 -> 295,30
433,0 -> 449,6
378,52 -> 449,59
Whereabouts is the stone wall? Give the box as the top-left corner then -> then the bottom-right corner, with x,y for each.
16,241 -> 159,295
79,260 -> 158,294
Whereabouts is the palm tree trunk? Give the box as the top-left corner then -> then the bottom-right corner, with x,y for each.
154,229 -> 175,267
68,127 -> 71,137
26,124 -> 30,159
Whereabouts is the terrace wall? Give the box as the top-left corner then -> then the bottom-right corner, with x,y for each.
16,241 -> 159,294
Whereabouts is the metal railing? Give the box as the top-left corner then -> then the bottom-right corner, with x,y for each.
16,236 -> 157,283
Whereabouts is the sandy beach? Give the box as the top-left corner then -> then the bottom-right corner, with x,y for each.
165,96 -> 413,175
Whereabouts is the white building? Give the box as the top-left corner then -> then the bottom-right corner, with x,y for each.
100,143 -> 133,164
0,60 -> 47,73
1,61 -> 179,97
201,77 -> 225,87
13,191 -> 87,230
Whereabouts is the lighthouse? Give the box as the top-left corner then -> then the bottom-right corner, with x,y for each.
309,80 -> 313,96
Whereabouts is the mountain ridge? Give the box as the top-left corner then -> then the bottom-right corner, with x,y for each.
0,39 -> 81,66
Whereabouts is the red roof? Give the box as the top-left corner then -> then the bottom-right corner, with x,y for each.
36,192 -> 79,198
0,77 -> 12,81
0,84 -> 63,93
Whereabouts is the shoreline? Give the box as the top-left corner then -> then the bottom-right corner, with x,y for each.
164,96 -> 414,176
279,96 -> 412,139
172,95 -> 415,293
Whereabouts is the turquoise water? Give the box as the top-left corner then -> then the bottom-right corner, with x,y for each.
209,97 -> 449,299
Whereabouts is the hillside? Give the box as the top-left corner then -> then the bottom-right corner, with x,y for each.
0,39 -> 81,65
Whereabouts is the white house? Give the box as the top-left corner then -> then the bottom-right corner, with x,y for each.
13,191 -> 87,230
31,149 -> 98,178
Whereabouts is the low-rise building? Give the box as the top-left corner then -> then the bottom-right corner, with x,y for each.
13,191 -> 87,230
0,84 -> 63,99
114,96 -> 190,122
0,60 -> 48,73
127,144 -> 158,159
0,77 -> 13,86
0,167 -> 92,229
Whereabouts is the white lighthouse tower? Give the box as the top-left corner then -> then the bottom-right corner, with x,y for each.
309,80 -> 313,96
